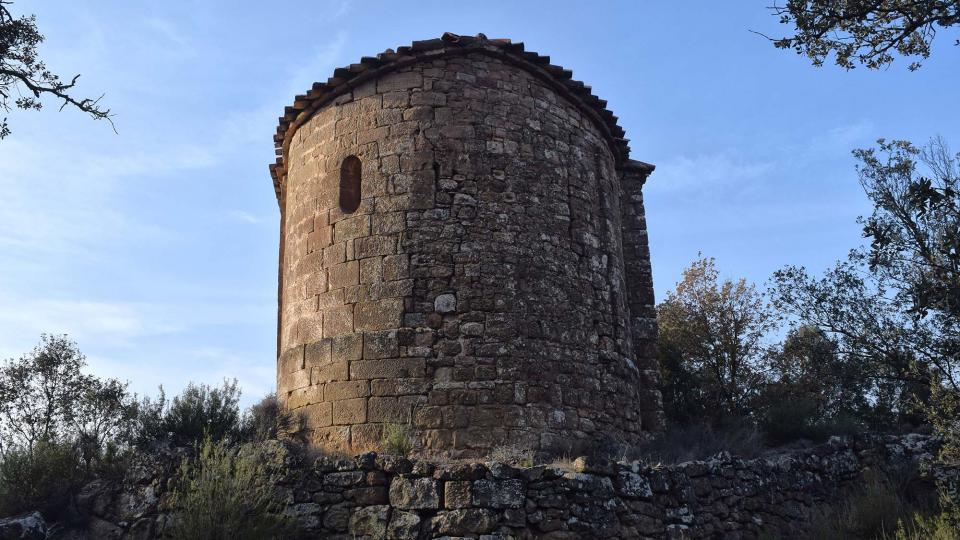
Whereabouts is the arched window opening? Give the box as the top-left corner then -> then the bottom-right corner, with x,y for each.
339,155 -> 362,214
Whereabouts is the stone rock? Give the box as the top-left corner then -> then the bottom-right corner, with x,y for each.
472,479 -> 525,508
389,477 -> 440,509
617,470 -> 653,498
387,510 -> 421,539
431,508 -> 498,536
444,481 -> 472,509
0,512 -> 46,540
349,505 -> 390,538
434,294 -> 457,314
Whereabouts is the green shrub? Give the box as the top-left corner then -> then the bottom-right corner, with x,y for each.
381,423 -> 413,456
0,440 -> 83,518
164,380 -> 244,445
241,393 -> 306,444
167,436 -> 294,539
134,380 -> 245,446
893,511 -> 960,540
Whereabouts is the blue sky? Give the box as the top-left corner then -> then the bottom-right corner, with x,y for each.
1,1 -> 957,406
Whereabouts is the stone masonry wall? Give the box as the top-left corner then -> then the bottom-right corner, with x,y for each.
73,433 -> 939,539
276,40 -> 662,458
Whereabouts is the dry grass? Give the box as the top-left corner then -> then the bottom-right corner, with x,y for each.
489,444 -> 534,467
547,456 -> 579,473
804,468 -> 940,540
620,422 -> 766,465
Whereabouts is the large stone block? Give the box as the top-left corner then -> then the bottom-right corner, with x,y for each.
332,398 -> 367,425
389,477 -> 439,510
327,260 -> 359,290
367,396 -> 409,423
323,305 -> 354,338
350,358 -> 426,380
354,299 -> 404,332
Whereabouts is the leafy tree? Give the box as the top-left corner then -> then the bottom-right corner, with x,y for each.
765,0 -> 960,70
772,137 -> 960,519
133,380 -> 248,447
769,260 -> 931,428
0,0 -> 112,138
766,325 -> 870,418
0,334 -> 132,457
761,325 -> 869,442
0,335 -> 134,518
657,256 -> 776,423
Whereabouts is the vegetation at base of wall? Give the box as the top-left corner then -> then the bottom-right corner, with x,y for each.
381,423 -> 413,456
242,393 -> 308,445
806,468 -> 940,540
167,436 -> 295,540
0,439 -> 84,518
892,509 -> 960,540
0,335 -> 305,522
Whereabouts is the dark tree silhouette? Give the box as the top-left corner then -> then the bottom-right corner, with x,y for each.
762,0 -> 960,70
0,0 -> 112,138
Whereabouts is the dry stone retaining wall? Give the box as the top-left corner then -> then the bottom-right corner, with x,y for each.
274,35 -> 662,457
74,433 -> 939,539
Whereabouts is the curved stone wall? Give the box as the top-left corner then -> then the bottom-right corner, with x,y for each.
277,40 -> 661,457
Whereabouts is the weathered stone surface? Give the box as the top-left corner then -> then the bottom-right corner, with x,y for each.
0,512 -> 46,540
34,433 -> 948,539
431,508 -> 498,535
617,469 -> 654,499
386,510 -> 421,539
349,505 -> 390,538
444,480 -> 472,509
274,34 -> 662,456
472,479 -> 524,508
433,294 -> 457,314
389,477 -> 440,510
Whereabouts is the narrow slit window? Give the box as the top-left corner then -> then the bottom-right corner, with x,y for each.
339,155 -> 362,214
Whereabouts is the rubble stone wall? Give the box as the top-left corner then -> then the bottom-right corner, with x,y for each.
276,40 -> 662,457
75,434 -> 939,539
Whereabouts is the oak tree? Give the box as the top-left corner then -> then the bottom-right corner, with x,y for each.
765,0 -> 960,70
0,0 -> 112,138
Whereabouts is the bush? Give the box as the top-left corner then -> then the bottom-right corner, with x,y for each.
134,380 -> 245,446
894,511 -> 959,539
381,423 -> 413,456
0,440 -> 83,518
164,380 -> 244,445
241,393 -> 306,444
625,420 -> 766,464
167,436 -> 294,539
807,468 -> 938,539
761,398 -> 861,446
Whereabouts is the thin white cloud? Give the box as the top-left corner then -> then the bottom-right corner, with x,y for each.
227,210 -> 265,224
648,152 -> 775,193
